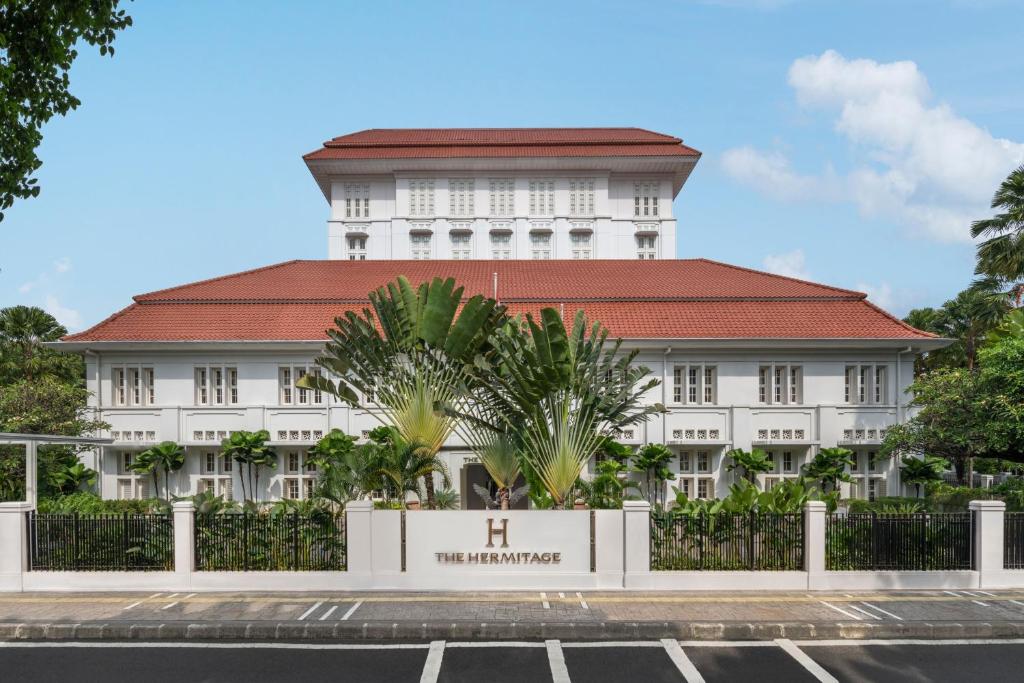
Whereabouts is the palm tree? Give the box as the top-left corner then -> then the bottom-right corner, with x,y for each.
300,276 -> 506,509
376,429 -> 451,509
972,165 -> 1024,296
725,448 -> 774,485
221,430 -> 277,505
801,447 -> 855,493
932,283 -> 1010,370
467,309 -> 663,507
462,430 -> 522,510
632,443 -> 674,507
0,305 -> 68,381
900,455 -> 945,498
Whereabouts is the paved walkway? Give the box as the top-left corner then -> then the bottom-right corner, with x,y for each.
3,589 -> 1024,640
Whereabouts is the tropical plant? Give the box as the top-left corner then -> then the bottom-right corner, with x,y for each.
190,490 -> 240,515
801,447 -> 855,493
129,441 -> 184,501
370,426 -> 451,509
972,165 -> 1024,293
725,447 -> 774,485
0,305 -> 82,382
467,431 -> 523,510
465,309 -> 663,507
578,458 -> 639,509
987,309 -> 1024,345
632,442 -> 674,507
899,455 -> 945,497
307,430 -> 365,507
906,282 -> 1011,371
433,487 -> 461,510
221,430 -> 278,505
300,276 -> 507,509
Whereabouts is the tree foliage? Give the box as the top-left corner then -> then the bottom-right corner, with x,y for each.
0,305 -> 82,383
725,447 -> 773,485
972,164 -> 1024,292
801,447 -> 855,493
0,1 -> 133,220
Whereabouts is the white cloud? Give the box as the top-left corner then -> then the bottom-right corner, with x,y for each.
722,50 -> 1024,243
762,249 -> 812,280
17,282 -> 34,294
53,257 -> 72,273
44,295 -> 82,331
856,281 -> 895,311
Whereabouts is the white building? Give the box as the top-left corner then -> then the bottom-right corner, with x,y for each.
57,128 -> 945,507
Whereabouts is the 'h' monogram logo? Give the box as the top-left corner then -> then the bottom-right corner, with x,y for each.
486,518 -> 509,548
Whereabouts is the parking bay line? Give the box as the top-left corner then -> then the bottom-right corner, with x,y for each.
545,640 -> 571,683
419,640 -> 445,683
319,605 -> 338,621
846,604 -> 882,621
339,601 -> 362,621
662,639 -> 705,683
776,638 -> 839,683
860,601 -> 903,620
818,601 -> 862,620
576,592 -> 589,609
944,590 -> 988,607
297,601 -> 324,621
540,592 -> 550,609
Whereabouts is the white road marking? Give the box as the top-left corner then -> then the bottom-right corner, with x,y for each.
160,601 -> 179,610
776,638 -> 839,683
847,604 -> 882,620
1009,600 -> 1024,609
0,642 -> 431,650
796,638 -> 1024,646
540,592 -> 550,609
860,602 -> 903,621
818,601 -> 862,620
339,601 -> 362,621
419,640 -> 445,683
448,642 -> 547,648
545,640 -> 571,683
977,591 -> 998,597
576,592 -> 589,610
297,601 -> 324,621
123,601 -> 142,610
944,590 -> 988,606
662,639 -> 705,683
183,593 -> 196,600
319,605 -> 338,621
124,593 -> 163,610
561,642 -> 662,648
165,593 -> 180,599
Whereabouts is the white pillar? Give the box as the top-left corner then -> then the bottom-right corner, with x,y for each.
0,502 -> 32,591
25,441 -> 37,507
804,501 -> 826,590
172,501 -> 195,587
622,500 -> 651,582
970,499 -> 1005,589
345,500 -> 374,579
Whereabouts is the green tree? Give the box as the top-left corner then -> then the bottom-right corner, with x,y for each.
972,165 -> 1024,293
900,455 -> 945,498
0,1 -> 133,220
0,305 -> 82,383
372,427 -> 450,509
468,431 -> 522,510
632,443 -> 674,507
725,447 -> 774,486
301,276 -> 506,509
306,430 -> 365,508
220,430 -> 277,505
801,447 -> 855,493
129,441 -> 184,501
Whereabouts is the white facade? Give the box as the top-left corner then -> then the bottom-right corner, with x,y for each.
324,174 -> 677,261
81,344 -> 915,505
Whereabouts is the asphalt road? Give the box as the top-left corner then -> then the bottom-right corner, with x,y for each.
3,639 -> 1024,683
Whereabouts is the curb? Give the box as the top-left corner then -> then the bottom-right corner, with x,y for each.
3,620 -> 1024,642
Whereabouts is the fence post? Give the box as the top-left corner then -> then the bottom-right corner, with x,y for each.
969,499 -> 1005,589
0,502 -> 31,591
345,500 -> 374,583
622,500 -> 651,586
172,501 -> 195,590
804,501 -> 826,590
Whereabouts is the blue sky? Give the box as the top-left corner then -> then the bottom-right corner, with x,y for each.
3,0 -> 1023,330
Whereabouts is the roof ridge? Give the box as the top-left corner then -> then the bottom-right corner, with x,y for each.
859,299 -> 939,338
693,258 -> 866,299
62,302 -> 139,341
134,260 -> 304,302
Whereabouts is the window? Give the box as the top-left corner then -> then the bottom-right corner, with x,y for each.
410,234 -> 432,260
344,183 -> 369,218
867,478 -> 887,502
679,451 -> 691,472
766,451 -> 776,472
115,452 -> 151,499
757,364 -> 802,404
347,236 -> 367,260
697,478 -> 711,499
570,232 -> 592,259
490,232 -> 512,259
112,367 -> 154,406
528,180 -> 555,215
696,451 -> 710,473
450,233 -> 472,259
568,178 -> 595,216
672,364 -> 717,404
448,179 -> 474,217
636,235 -> 657,259
488,179 -> 514,216
845,365 -> 889,404
850,454 -> 859,472
194,366 -> 237,406
200,451 -> 234,500
633,181 -> 659,217
530,233 -> 551,259
783,451 -> 794,473
408,179 -> 435,216
279,365 -> 323,405
677,478 -> 692,498
868,451 -> 877,472
280,450 -> 316,499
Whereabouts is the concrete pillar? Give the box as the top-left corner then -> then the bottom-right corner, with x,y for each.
970,499 -> 1005,589
0,502 -> 32,591
804,501 -> 826,589
25,441 -> 37,507
345,500 -> 374,577
622,500 -> 651,577
172,501 -> 195,584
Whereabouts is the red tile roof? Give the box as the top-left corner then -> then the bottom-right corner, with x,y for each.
64,260 -> 935,343
304,128 -> 701,160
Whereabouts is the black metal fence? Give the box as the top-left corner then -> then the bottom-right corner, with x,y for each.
195,512 -> 346,571
826,512 -> 973,570
1005,513 -> 1024,569
26,512 -> 174,571
650,511 -> 804,570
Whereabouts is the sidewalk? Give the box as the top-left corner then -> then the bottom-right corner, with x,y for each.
3,590 -> 1024,641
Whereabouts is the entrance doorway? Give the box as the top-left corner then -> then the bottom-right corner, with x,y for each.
460,462 -> 528,510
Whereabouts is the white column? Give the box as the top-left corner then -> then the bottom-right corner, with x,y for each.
622,500 -> 651,581
172,501 -> 195,586
970,499 -> 1005,589
804,501 -> 826,589
345,500 -> 374,577
25,441 -> 37,507
0,502 -> 32,591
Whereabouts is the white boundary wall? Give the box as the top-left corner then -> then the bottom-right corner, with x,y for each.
1,499 -> 1022,593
